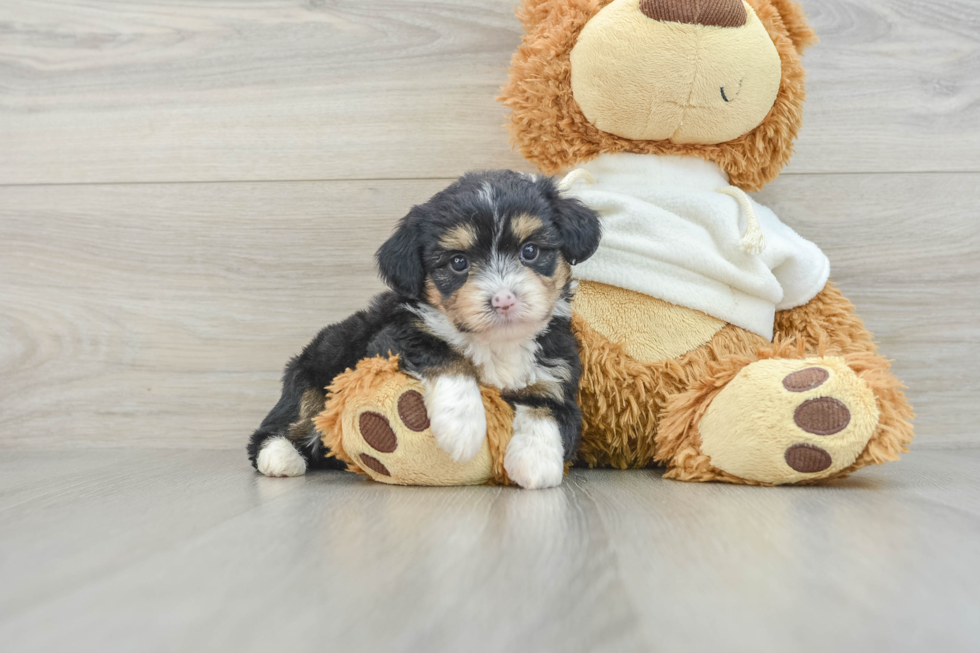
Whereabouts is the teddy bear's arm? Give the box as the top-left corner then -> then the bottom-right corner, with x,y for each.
773,282 -> 878,356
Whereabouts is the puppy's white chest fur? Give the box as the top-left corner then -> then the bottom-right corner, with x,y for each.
466,339 -> 541,390
412,304 -> 554,391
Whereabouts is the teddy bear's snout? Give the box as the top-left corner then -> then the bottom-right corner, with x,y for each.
639,0 -> 747,28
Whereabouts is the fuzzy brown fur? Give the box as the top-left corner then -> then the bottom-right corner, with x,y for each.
481,387 -> 517,485
574,314 -> 768,469
316,356 -> 396,475
574,283 -> 915,483
768,0 -> 818,52
499,0 -> 812,191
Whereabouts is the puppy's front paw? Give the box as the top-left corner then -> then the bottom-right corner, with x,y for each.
424,375 -> 487,463
504,406 -> 564,489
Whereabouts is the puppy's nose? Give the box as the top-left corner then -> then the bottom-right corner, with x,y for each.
492,291 -> 517,313
639,0 -> 747,28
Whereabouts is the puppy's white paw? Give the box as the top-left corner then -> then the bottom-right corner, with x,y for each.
424,375 -> 487,463
256,436 -> 307,477
504,406 -> 564,489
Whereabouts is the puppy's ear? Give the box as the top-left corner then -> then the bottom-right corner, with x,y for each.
540,177 -> 602,265
376,209 -> 425,298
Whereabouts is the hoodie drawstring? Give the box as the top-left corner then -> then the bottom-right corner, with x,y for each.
715,186 -> 767,255
557,168 -> 596,192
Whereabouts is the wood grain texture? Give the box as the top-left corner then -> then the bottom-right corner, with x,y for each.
0,449 -> 978,652
756,173 -> 980,447
1,0 -> 978,184
794,0 -> 980,174
0,179 -> 446,449
0,0 -> 532,185
1,174 -> 977,449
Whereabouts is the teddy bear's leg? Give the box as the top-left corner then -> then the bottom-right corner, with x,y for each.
771,283 -> 916,474
313,356 -> 514,486
657,353 -> 879,485
656,285 -> 914,485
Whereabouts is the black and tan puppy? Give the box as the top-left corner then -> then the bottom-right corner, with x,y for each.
247,170 -> 601,488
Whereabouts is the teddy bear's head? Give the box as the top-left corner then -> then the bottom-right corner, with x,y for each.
500,0 -> 817,191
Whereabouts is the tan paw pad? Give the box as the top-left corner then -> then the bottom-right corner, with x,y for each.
397,390 -> 430,432
358,412 -> 398,453
794,396 -> 850,436
782,367 -> 830,392
784,443 -> 832,474
358,453 -> 391,477
698,357 -> 880,484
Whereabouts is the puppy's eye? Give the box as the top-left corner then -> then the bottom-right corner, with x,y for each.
521,244 -> 539,263
450,255 -> 469,272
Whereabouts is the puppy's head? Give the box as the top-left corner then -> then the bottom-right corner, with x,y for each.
376,170 -> 601,342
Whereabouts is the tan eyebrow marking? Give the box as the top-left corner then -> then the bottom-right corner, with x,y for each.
510,214 -> 544,241
438,224 -> 477,251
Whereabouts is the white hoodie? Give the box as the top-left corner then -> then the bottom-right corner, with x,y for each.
564,153 -> 830,341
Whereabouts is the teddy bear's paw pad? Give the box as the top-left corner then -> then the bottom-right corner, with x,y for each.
698,358 -> 879,484
397,390 -> 430,431
358,453 -> 391,477
794,396 -> 850,435
340,381 -> 493,486
782,367 -> 829,392
784,443 -> 832,474
358,412 -> 399,453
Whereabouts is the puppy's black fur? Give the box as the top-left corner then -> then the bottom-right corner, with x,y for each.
247,170 -> 601,474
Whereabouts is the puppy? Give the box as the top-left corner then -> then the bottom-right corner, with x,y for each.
247,170 -> 602,488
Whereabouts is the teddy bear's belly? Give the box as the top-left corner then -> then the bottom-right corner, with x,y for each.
572,280 -> 724,363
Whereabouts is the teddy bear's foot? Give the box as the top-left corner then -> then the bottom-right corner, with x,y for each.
340,380 -> 494,486
314,357 -> 514,486
691,357 -> 880,485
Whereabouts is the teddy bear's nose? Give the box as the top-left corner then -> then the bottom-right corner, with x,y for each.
639,0 -> 747,28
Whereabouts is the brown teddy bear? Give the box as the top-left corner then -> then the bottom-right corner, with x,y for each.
317,0 -> 914,486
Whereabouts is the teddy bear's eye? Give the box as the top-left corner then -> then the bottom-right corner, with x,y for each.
721,80 -> 743,103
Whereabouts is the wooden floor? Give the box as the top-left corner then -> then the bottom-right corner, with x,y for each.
1,2 -> 979,651
1,449 -> 978,653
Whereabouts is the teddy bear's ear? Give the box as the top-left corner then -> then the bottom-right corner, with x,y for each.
767,0 -> 818,54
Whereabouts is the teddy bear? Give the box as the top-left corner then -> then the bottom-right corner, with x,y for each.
315,0 -> 914,486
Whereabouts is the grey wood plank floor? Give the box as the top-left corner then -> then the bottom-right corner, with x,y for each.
1,449 -> 978,653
